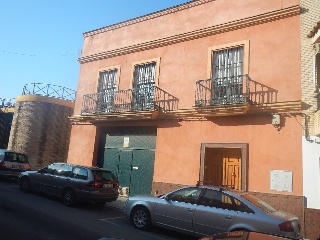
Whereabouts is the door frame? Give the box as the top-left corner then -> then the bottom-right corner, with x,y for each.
199,143 -> 248,191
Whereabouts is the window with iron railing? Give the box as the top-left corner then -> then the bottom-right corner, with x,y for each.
98,69 -> 118,112
211,46 -> 244,105
132,62 -> 156,110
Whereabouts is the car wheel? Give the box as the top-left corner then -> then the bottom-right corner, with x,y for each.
20,177 -> 31,193
62,189 -> 76,207
131,206 -> 151,230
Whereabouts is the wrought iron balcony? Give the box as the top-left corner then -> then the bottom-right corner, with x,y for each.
81,86 -> 178,115
195,75 -> 250,106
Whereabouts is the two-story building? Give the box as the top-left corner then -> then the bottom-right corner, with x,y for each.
68,0 -> 320,238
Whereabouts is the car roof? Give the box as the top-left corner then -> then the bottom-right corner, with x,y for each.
196,182 -> 237,192
50,162 -> 111,171
0,149 -> 25,154
0,149 -> 15,153
190,184 -> 250,198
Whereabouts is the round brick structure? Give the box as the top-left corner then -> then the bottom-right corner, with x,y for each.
8,95 -> 74,170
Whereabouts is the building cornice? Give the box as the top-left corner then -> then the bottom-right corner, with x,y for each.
83,0 -> 215,37
78,5 -> 300,64
16,95 -> 75,108
69,100 -> 302,124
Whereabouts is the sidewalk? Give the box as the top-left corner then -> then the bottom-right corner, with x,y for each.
104,195 -> 127,210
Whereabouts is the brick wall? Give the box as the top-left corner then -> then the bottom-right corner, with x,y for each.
300,2 -> 320,239
249,191 -> 305,237
305,208 -> 320,240
8,100 -> 73,170
301,0 -> 320,135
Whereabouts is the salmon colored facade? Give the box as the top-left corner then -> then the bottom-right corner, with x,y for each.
68,0 -> 320,237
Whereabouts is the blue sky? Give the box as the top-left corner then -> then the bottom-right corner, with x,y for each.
0,0 -> 189,101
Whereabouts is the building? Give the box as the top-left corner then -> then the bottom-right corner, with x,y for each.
0,104 -> 14,149
7,83 -> 76,170
68,0 -> 320,238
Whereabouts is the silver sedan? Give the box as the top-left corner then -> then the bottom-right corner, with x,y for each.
123,185 -> 301,239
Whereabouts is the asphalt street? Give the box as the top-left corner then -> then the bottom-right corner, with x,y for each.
0,177 -> 196,240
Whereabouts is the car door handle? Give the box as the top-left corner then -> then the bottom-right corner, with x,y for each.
225,215 -> 233,220
187,208 -> 194,212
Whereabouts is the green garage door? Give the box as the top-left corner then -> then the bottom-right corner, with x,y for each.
101,127 -> 156,196
130,149 -> 155,196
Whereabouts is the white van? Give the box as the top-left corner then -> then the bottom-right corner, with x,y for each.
0,149 -> 31,178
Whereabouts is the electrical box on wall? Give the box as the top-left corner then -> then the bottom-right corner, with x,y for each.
270,170 -> 292,192
272,114 -> 280,125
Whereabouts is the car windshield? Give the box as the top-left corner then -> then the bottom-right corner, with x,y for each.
92,170 -> 117,181
17,154 -> 29,163
241,194 -> 277,213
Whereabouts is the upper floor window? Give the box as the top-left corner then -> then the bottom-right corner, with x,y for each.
133,62 -> 156,88
212,46 -> 243,79
211,46 -> 244,105
132,61 -> 157,110
98,69 -> 118,93
207,40 -> 249,105
97,68 -> 118,112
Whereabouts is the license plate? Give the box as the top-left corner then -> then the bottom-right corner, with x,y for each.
11,164 -> 24,169
103,184 -> 113,188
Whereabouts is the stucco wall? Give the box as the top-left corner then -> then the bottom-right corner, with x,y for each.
70,0 -> 303,195
153,115 -> 302,195
75,17 -> 301,115
67,124 -> 98,166
82,0 -> 299,56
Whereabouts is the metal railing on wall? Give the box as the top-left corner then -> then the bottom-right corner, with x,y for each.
195,75 -> 250,106
81,86 -> 179,114
22,83 -> 76,102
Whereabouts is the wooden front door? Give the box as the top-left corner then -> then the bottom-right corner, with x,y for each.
204,148 -> 241,190
223,148 -> 241,190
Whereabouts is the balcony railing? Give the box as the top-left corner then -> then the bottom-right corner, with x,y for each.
81,86 -> 179,114
195,75 -> 250,106
22,83 -> 76,102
